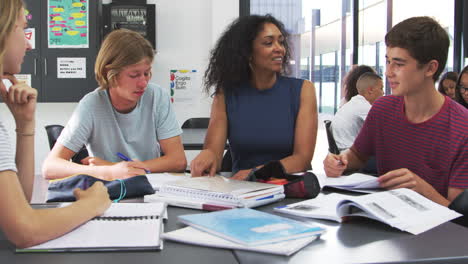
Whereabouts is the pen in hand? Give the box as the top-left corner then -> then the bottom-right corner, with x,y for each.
116,152 -> 151,174
82,177 -> 89,190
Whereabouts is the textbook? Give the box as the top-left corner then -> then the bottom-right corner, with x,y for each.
17,203 -> 166,252
145,175 -> 285,210
163,226 -> 320,256
178,208 -> 325,246
274,188 -> 462,235
322,173 -> 382,193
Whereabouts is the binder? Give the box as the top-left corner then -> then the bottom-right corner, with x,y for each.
17,203 -> 165,252
145,176 -> 285,210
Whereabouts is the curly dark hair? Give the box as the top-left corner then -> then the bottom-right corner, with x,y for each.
437,71 -> 458,96
455,65 -> 468,108
203,14 -> 291,95
344,65 -> 375,102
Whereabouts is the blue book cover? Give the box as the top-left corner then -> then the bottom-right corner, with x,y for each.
178,208 -> 325,246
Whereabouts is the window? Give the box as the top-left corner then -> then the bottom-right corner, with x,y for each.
243,0 -> 461,112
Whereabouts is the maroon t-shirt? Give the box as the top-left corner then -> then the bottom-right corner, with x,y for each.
352,95 -> 468,197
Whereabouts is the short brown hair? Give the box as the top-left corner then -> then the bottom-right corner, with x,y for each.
95,29 -> 154,90
385,16 -> 449,82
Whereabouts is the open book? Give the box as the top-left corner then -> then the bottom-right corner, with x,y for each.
178,208 -> 325,246
275,188 -> 461,235
17,203 -> 166,252
322,173 -> 382,193
163,226 -> 320,256
145,175 -> 285,210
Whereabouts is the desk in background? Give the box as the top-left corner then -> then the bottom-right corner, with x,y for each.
181,128 -> 228,150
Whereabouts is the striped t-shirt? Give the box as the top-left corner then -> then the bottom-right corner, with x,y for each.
0,119 -> 17,172
352,95 -> 468,197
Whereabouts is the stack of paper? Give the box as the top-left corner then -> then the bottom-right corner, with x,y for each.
17,203 -> 166,252
322,173 -> 382,193
163,208 -> 324,255
145,175 -> 285,211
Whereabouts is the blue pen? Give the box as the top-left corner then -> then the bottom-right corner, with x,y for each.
116,152 -> 151,174
82,177 -> 89,190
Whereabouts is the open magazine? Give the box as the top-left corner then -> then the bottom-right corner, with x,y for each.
275,188 -> 461,235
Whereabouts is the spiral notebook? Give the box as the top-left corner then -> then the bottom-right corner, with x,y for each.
17,203 -> 166,252
145,176 -> 284,210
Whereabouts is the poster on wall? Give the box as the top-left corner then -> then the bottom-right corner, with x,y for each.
170,70 -> 197,103
2,75 -> 32,91
110,6 -> 147,37
25,28 -> 35,50
14,74 -> 32,87
57,57 -> 86,78
48,0 -> 89,48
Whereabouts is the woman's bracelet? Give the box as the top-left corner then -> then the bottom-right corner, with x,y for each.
15,129 -> 35,136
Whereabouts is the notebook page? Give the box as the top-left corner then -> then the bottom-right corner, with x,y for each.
146,173 -> 190,190
27,218 -> 161,249
163,176 -> 281,195
101,203 -> 166,217
163,226 -> 319,256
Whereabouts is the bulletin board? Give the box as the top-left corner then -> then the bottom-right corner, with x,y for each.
48,0 -> 89,48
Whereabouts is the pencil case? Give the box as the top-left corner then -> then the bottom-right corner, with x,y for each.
46,174 -> 155,202
248,161 -> 320,199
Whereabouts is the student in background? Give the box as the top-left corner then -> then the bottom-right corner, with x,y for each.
43,29 -> 186,180
323,16 -> 468,206
455,66 -> 468,108
331,71 -> 383,152
191,15 -> 318,180
341,65 -> 375,106
437,71 -> 458,99
0,0 -> 111,248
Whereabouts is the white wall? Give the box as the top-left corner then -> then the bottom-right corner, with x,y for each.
149,0 -> 239,124
101,0 -> 239,124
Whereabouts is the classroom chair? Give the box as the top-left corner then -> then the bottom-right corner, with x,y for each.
449,189 -> 468,228
220,147 -> 232,172
44,125 -> 89,164
181,117 -> 210,129
323,120 -> 340,155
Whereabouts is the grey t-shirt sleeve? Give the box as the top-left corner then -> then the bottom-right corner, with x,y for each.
0,119 -> 17,172
153,85 -> 182,140
57,97 -> 93,153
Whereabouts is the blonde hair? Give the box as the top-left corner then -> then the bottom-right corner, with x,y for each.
0,0 -> 24,75
95,29 -> 154,90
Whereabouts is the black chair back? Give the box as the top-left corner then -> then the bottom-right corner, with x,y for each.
220,148 -> 232,172
324,120 -> 340,155
45,125 -> 65,150
449,190 -> 468,227
44,125 -> 89,164
181,118 -> 210,129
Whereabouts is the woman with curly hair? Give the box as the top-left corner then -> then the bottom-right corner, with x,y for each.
190,14 -> 318,180
438,71 -> 458,99
342,65 -> 375,104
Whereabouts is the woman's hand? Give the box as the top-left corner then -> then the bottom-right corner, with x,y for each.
190,149 -> 217,177
0,74 -> 37,128
73,181 -> 111,215
231,169 -> 251,181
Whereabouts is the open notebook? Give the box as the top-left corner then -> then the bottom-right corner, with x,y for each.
17,203 -> 166,252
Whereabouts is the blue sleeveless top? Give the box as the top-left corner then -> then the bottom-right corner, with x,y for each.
225,76 -> 303,173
